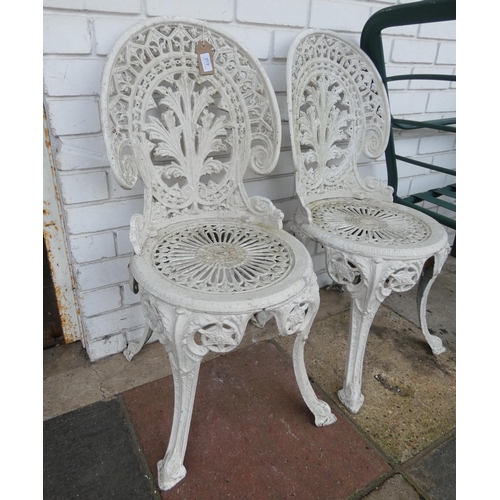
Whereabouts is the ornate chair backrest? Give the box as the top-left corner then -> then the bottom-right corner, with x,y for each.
287,29 -> 392,212
101,18 -> 282,254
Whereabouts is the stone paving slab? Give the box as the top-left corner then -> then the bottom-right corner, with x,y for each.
43,398 -> 160,500
362,474 -> 422,500
276,305 -> 456,464
122,341 -> 390,499
406,436 -> 456,500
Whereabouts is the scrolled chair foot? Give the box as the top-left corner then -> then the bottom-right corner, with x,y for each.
157,459 -> 187,491
123,326 -> 153,361
313,400 -> 337,426
427,334 -> 446,355
123,342 -> 142,362
338,388 -> 365,414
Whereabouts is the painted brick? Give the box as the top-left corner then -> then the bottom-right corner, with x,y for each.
396,157 -> 433,179
419,20 -> 456,40
316,271 -> 330,289
261,63 -> 286,92
274,30 -> 300,59
409,67 -> 454,90
393,137 -> 419,157
281,122 -> 291,148
85,0 -> 142,13
64,198 -> 144,234
44,15 -> 92,54
271,150 -> 295,177
44,0 -> 142,12
80,287 -> 122,317
277,95 -> 289,122
123,285 -> 142,306
391,39 -> 438,64
69,232 -> 116,263
125,326 -> 157,345
214,25 -> 271,59
436,41 -> 456,65
244,175 -> 295,201
44,0 -> 85,8
75,256 -> 130,290
54,136 -> 109,171
434,152 -> 456,171
382,24 -> 418,38
43,59 -> 105,96
110,175 -> 144,199
46,98 -> 101,136
94,18 -> 145,56
237,0 -> 308,27
86,334 -> 127,361
116,229 -> 134,255
427,90 -> 455,113
84,304 -> 144,339
388,91 -> 428,116
310,1 -> 372,33
409,172 -> 448,195
385,65 -> 414,91
146,0 -> 233,21
59,171 -> 109,204
418,134 -> 456,155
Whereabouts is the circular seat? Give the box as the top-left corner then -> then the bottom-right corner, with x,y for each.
300,198 -> 449,258
130,218 -> 316,314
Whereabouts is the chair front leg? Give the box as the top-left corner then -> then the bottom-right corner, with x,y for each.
144,299 -> 251,490
416,247 -> 450,355
326,250 -> 423,413
272,276 -> 337,427
158,344 -> 201,490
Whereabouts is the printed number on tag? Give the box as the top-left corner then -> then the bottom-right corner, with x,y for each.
200,52 -> 213,73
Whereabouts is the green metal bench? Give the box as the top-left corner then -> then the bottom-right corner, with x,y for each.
360,0 -> 456,254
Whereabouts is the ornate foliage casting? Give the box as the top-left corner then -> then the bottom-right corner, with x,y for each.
102,19 -> 280,224
288,32 -> 390,201
286,30 -> 451,417
152,221 -> 292,293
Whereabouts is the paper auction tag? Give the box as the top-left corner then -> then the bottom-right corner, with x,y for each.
196,41 -> 215,75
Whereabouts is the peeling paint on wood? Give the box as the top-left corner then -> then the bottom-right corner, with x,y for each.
43,108 -> 82,344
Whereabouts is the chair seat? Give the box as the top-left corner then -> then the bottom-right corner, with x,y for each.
130,218 -> 316,313
300,198 -> 449,258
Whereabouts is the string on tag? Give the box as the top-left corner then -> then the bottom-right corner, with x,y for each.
196,22 -> 215,75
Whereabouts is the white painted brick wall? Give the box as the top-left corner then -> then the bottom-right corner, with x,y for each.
59,171 -> 109,204
80,287 -> 122,317
43,0 -> 456,360
43,15 -> 92,54
237,0 -> 308,27
69,233 -> 116,263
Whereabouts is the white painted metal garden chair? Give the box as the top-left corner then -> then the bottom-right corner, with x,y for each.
100,18 -> 336,491
286,30 -> 451,414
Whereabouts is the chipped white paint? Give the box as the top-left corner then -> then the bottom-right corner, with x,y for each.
43,110 -> 83,344
286,30 -> 450,414
100,18 -> 336,490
